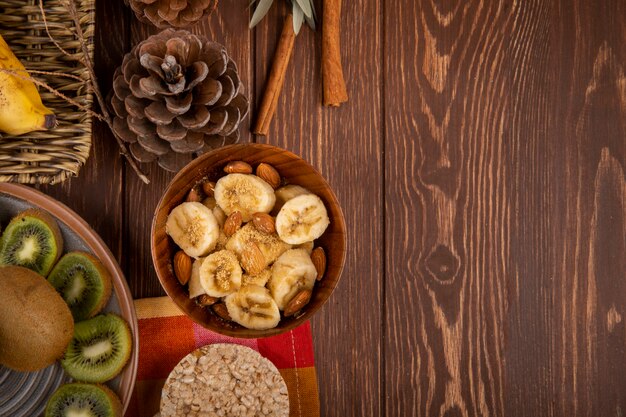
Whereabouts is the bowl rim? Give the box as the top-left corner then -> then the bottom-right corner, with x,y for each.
0,183 -> 139,414
151,143 -> 347,338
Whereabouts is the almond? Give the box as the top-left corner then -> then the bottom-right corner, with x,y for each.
212,303 -> 232,321
202,197 -> 217,210
284,289 -> 312,317
224,161 -> 252,174
252,212 -> 276,234
223,211 -> 243,237
173,251 -> 192,285
202,181 -> 216,197
196,294 -> 218,307
311,247 -> 326,281
256,163 -> 281,189
240,242 -> 266,275
185,186 -> 203,202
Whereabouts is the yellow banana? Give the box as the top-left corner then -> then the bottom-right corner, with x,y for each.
0,34 -> 56,135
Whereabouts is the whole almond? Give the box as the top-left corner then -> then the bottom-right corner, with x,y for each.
202,181 -> 216,197
173,251 -> 192,285
185,186 -> 203,202
224,161 -> 252,174
252,212 -> 275,234
212,303 -> 232,321
284,289 -> 312,317
202,197 -> 217,210
196,294 -> 218,307
311,247 -> 327,281
256,163 -> 281,189
223,211 -> 243,237
240,242 -> 265,275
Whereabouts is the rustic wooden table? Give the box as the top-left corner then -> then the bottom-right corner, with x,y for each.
40,0 -> 626,415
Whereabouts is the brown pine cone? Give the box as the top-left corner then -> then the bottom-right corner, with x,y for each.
110,29 -> 248,172
125,0 -> 218,28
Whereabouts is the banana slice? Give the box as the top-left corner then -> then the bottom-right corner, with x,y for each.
213,205 -> 227,228
272,185 -> 311,215
242,269 -> 271,287
214,231 -> 229,251
166,202 -> 219,258
199,250 -> 242,297
188,258 -> 206,298
268,249 -> 316,310
214,174 -> 276,222
294,241 -> 314,254
225,285 -> 281,330
275,195 -> 330,245
226,223 -> 291,267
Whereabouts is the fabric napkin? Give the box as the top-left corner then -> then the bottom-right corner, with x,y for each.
125,297 -> 320,417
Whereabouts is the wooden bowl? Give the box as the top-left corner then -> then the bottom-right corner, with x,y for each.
152,144 -> 347,338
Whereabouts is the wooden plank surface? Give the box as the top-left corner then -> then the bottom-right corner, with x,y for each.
384,1 -> 511,414
384,1 -> 626,417
33,0 -> 626,415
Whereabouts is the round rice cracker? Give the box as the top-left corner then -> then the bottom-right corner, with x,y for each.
160,343 -> 289,417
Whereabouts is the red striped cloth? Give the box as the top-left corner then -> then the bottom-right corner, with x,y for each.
125,297 -> 320,417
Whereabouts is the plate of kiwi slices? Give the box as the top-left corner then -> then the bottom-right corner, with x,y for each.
0,183 -> 138,417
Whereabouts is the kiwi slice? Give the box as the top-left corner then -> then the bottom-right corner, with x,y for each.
0,208 -> 63,276
61,314 -> 132,383
45,383 -> 122,417
48,251 -> 113,321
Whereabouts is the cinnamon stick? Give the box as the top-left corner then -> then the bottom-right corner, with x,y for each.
322,0 -> 348,106
253,14 -> 296,136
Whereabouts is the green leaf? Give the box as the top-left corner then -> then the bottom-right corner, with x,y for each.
292,2 -> 304,34
249,0 -> 275,28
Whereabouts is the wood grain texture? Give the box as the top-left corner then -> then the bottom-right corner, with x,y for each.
385,0 -> 513,415
385,0 -> 626,416
526,2 -> 626,416
255,0 -> 383,416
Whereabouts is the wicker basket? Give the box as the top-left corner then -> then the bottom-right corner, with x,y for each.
0,0 -> 95,185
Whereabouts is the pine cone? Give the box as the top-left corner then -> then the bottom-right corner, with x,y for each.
125,0 -> 218,28
110,29 -> 248,172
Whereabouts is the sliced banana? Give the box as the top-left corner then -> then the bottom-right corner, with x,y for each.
225,285 -> 281,330
212,205 -> 226,227
199,250 -> 242,297
272,184 -> 311,215
214,174 -> 276,222
226,223 -> 291,267
294,241 -> 314,254
275,194 -> 330,245
214,231 -> 229,251
166,202 -> 219,258
269,249 -> 316,310
188,258 -> 206,298
242,268 -> 271,287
